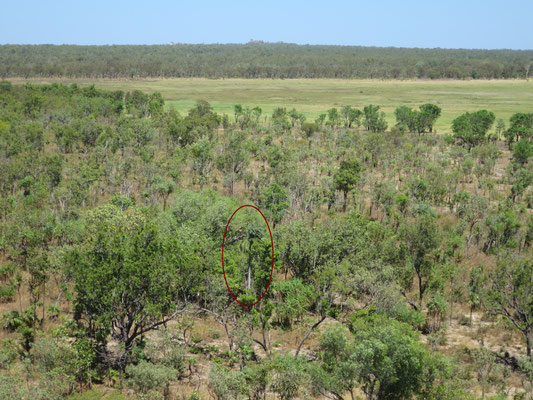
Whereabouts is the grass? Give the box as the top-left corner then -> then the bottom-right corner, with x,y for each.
12,78 -> 533,133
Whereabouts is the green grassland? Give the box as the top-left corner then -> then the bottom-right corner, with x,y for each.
14,78 -> 533,133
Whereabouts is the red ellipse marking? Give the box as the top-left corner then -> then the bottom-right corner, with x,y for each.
222,205 -> 274,307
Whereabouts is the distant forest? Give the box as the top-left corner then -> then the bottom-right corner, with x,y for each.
1,43 -> 532,79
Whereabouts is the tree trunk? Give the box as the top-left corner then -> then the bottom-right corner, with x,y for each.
418,271 -> 424,309
224,320 -> 233,351
449,299 -> 453,327
41,282 -> 46,329
295,315 -> 326,356
18,287 -> 23,315
526,327 -> 532,361
343,191 -> 348,212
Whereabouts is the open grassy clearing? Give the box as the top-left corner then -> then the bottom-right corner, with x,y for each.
13,78 -> 533,133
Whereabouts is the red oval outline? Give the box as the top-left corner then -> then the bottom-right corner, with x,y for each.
222,205 -> 274,307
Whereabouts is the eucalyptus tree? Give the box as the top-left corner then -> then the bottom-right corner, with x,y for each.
363,105 -> 387,133
327,108 -> 340,128
399,214 -> 441,310
341,105 -> 363,128
510,168 -> 533,202
485,256 -> 533,360
455,194 -> 489,252
190,136 -> 214,187
334,158 -> 362,211
216,129 -> 250,195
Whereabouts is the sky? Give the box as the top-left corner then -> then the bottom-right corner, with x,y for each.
1,0 -> 532,50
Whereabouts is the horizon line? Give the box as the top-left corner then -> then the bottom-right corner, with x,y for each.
1,42 -> 532,52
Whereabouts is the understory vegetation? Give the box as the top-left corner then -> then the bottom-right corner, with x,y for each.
0,81 -> 532,399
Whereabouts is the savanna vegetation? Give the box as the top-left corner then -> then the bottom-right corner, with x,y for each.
0,80 -> 532,400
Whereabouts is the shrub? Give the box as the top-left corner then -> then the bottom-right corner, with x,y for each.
1,311 -> 24,332
269,355 -> 308,400
0,339 -> 17,369
395,306 -> 425,328
0,283 -> 15,303
125,360 -> 177,394
138,391 -> 165,400
35,369 -> 76,400
0,373 -> 27,400
208,363 -> 247,400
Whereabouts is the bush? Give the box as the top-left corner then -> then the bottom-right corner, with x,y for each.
35,369 -> 76,400
208,363 -> 248,400
0,373 -> 27,400
143,329 -> 186,376
32,337 -> 71,372
517,357 -> 533,396
138,391 -> 165,400
426,294 -> 448,333
0,284 -> 15,303
125,360 -> 177,394
31,336 -> 97,388
0,339 -> 17,369
269,355 -> 308,400
29,337 -> 79,397
395,306 -> 426,328
427,330 -> 448,350
1,311 -> 24,332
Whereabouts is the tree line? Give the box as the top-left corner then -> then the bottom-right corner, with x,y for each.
0,43 -> 532,79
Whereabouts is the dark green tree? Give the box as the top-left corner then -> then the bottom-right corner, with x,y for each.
512,139 -> 533,166
334,159 -> 362,211
70,205 -> 188,368
419,103 -> 442,133
504,112 -> 533,145
452,110 -> 496,150
349,314 -> 438,400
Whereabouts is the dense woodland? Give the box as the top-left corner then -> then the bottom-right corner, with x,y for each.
0,81 -> 533,399
1,44 -> 533,79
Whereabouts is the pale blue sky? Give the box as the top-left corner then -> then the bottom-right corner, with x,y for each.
1,0 -> 531,49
